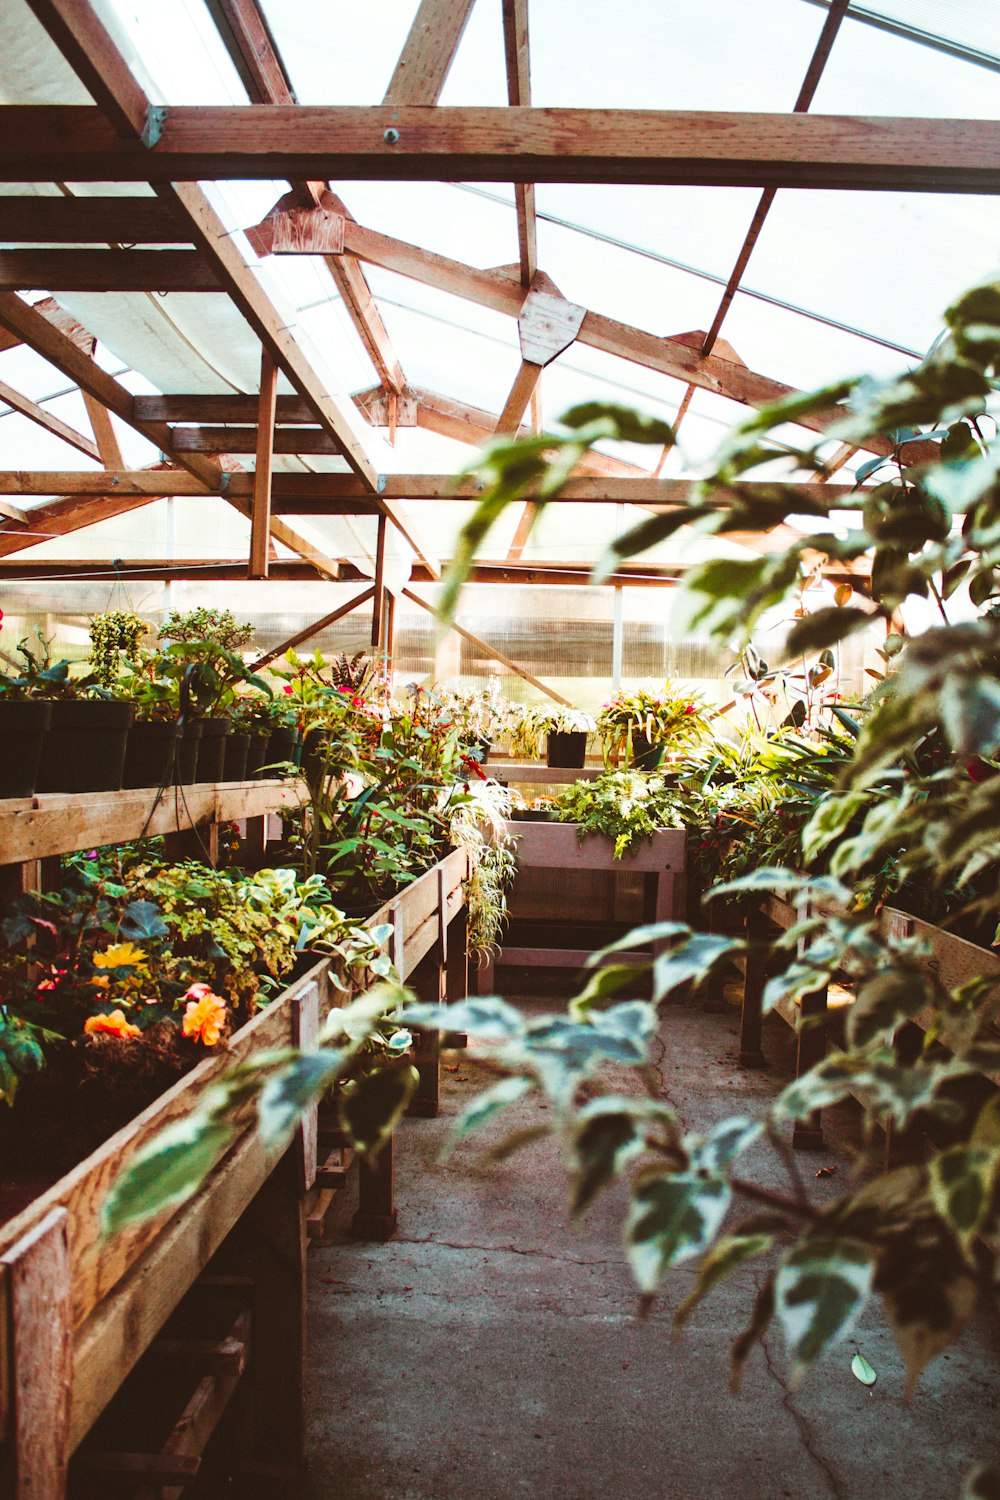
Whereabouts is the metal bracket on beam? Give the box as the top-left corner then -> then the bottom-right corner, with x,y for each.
141,105 -> 168,150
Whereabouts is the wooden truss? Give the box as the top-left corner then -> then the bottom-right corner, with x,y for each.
0,0 -> 989,610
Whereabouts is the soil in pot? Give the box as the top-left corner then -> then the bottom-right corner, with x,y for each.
0,699 -> 51,798
244,732 -> 271,778
223,730 -> 250,781
177,719 -> 203,783
35,699 -> 134,794
196,717 -> 231,782
546,730 -> 588,769
122,719 -> 179,790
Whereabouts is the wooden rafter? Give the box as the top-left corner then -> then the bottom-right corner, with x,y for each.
383,0 -> 478,106
401,587 -> 571,707
0,374 -> 101,463
0,196 -> 188,242
501,0 -> 537,287
339,227 -> 935,462
0,491 -> 162,557
81,393 -> 124,469
1,105 -> 995,192
701,0 -> 851,355
170,427 -> 340,455
0,250 -> 219,293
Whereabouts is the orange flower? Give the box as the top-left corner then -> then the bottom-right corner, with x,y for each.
182,991 -> 227,1047
84,1009 -> 142,1039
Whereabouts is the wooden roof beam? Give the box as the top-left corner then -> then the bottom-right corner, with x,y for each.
0,250 -> 220,293
0,195 -> 190,243
2,105 -> 995,192
383,0 -> 478,105
0,374 -> 101,462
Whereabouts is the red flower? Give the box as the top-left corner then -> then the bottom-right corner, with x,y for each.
282,684 -> 293,695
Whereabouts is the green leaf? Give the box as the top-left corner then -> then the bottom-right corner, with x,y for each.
688,1116 -> 762,1175
940,674 -> 1000,757
446,1075 -> 534,1151
672,554 -> 803,647
875,1212 -> 978,1395
625,1168 -> 731,1295
801,791 -> 870,866
652,932 -> 744,1002
587,921 -> 690,963
774,1235 -> 873,1377
928,1144 -> 1000,1252
119,900 -> 169,940
560,402 -> 676,446
340,1059 -> 419,1156
674,1231 -> 776,1332
257,1050 -> 344,1150
570,1097 -> 679,1218
851,1352 -> 877,1386
102,1117 -> 236,1234
569,962 -> 646,1019
405,996 -> 525,1039
847,968 -> 936,1048
783,607 -> 876,659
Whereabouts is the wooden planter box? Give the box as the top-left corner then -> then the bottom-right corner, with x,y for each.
0,845 -> 470,1499
478,820 -> 686,989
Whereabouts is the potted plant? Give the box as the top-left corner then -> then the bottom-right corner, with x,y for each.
538,706 -> 596,768
0,632 -> 53,798
3,631 -> 134,795
597,682 -> 710,770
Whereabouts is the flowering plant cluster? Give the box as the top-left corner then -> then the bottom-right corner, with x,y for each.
596,682 -> 711,763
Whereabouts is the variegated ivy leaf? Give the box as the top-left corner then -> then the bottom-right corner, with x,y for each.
652,933 -> 744,1002
569,1097 -> 680,1219
774,1235 -> 874,1377
258,1049 -> 346,1151
963,1462 -> 1000,1500
625,1168 -> 731,1295
445,1075 -> 535,1154
847,968 -> 937,1049
405,995 -> 526,1040
102,1116 -> 237,1235
587,921 -> 690,964
707,867 -> 851,907
340,1059 -> 419,1155
687,1116 -> 763,1176
675,1231 -> 777,1332
800,791 -> 871,866
876,1211 -> 979,1396
928,1144 -> 1000,1253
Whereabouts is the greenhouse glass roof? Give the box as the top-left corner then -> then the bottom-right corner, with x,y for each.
0,0 -> 996,594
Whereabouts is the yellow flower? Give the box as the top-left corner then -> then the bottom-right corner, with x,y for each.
182,992 -> 227,1047
84,1009 -> 142,1039
93,941 -> 148,970
89,973 -> 110,989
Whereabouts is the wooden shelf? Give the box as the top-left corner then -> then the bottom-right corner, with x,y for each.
489,761 -> 602,784
0,779 -> 306,866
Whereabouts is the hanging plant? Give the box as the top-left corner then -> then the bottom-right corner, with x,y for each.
89,611 -> 148,688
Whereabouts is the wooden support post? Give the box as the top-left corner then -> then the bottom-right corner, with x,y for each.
352,1134 -> 397,1241
242,813 -> 267,868
371,514 -> 387,650
0,1208 -> 73,1500
245,1153 -> 307,1472
444,901 -> 470,1048
408,949 -> 444,1119
249,347 -> 277,579
739,901 -> 769,1068
791,983 -> 828,1150
162,822 -> 219,865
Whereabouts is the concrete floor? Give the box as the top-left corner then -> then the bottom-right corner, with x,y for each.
303,993 -> 999,1500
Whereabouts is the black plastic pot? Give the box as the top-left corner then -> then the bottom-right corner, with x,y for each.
177,719 -> 203,784
36,700 -> 134,794
510,807 -> 552,821
546,730 -> 588,769
197,717 -> 231,783
223,731 -> 250,782
0,699 -> 52,798
122,719 -> 179,790
244,732 -> 271,779
266,725 -> 299,777
630,733 -> 664,771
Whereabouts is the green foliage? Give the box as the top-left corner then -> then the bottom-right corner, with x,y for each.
89,610 -> 148,688
549,769 -> 686,858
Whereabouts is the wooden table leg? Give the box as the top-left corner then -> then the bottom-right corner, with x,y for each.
444,906 -> 469,1047
739,901 -> 769,1068
0,1208 -> 72,1500
408,950 -> 442,1119
246,1154 -> 307,1471
352,1133 -> 397,1241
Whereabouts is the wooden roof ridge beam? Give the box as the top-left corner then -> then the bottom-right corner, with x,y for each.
383,0 -> 478,106
501,0 -> 537,286
3,106 -> 998,192
0,373 -> 101,463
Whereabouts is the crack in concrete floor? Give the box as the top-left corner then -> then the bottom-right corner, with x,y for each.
760,1330 -> 846,1500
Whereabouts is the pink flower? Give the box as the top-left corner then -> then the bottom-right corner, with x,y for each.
185,980 -> 212,1001
283,684 -> 294,695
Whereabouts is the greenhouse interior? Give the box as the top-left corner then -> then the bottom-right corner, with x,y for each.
0,0 -> 999,1496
